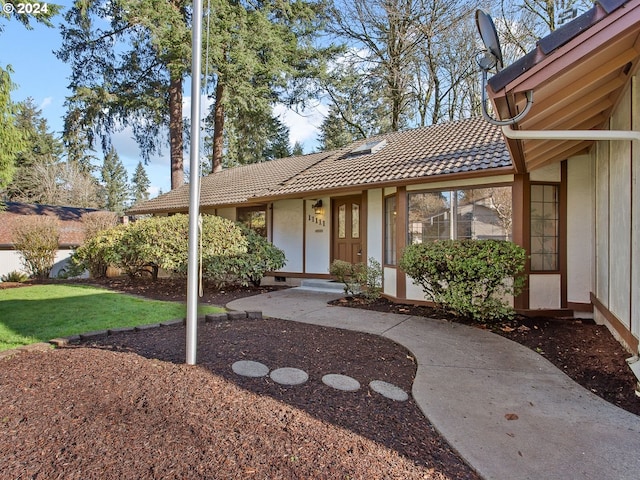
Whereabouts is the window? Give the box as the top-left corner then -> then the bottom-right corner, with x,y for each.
351,203 -> 360,239
384,196 -> 396,265
237,206 -> 267,237
408,187 -> 512,244
530,184 -> 559,271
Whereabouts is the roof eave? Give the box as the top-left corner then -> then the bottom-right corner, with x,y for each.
486,0 -> 640,171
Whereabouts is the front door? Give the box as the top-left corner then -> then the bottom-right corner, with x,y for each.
332,195 -> 363,264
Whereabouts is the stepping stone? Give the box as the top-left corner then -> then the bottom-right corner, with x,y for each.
369,380 -> 409,402
232,360 -> 269,378
270,367 -> 308,386
322,374 -> 360,392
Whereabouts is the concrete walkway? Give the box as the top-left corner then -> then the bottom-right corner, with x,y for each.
227,288 -> 640,480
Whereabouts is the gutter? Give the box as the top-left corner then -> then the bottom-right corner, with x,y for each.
501,125 -> 640,143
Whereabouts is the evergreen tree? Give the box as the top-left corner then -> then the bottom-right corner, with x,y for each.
131,161 -> 151,204
57,0 -> 191,190
203,0 -> 339,172
101,147 -> 129,214
6,98 -> 63,201
0,66 -> 25,190
292,141 -> 304,156
220,106 -> 292,167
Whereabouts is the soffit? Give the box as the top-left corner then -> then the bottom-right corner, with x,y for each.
487,0 -> 640,171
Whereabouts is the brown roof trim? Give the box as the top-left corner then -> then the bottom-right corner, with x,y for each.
488,0 -> 630,92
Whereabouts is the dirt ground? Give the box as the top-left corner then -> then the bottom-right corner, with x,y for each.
1,277 -> 638,479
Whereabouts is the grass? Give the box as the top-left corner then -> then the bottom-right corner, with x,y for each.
0,284 -> 224,351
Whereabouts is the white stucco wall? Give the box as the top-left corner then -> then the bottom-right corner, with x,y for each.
384,267 -> 397,298
367,189 -> 383,265
305,197 -> 330,274
529,274 -> 561,309
592,75 -> 639,351
566,155 -> 594,305
272,199 -> 304,273
216,207 -> 236,221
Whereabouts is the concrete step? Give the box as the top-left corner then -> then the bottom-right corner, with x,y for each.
297,279 -> 346,293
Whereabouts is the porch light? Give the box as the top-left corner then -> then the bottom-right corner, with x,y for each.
312,200 -> 323,215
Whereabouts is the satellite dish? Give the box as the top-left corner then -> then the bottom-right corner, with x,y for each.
475,10 -> 503,71
474,9 -> 534,126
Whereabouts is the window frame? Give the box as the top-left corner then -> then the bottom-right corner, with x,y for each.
405,183 -> 514,244
529,182 -> 561,273
384,194 -> 397,266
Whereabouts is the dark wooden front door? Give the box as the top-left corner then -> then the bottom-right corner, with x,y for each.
332,196 -> 363,264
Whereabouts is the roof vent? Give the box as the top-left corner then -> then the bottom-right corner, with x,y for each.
348,139 -> 387,156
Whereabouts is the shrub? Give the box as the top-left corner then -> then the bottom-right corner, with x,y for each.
330,257 -> 383,301
12,216 -> 60,279
71,214 -> 249,280
1,270 -> 29,283
399,240 -> 526,322
70,225 -> 126,278
203,226 -> 286,287
330,259 -> 361,296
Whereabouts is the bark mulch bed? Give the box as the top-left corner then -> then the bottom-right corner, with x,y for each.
1,277 -> 638,479
0,279 -> 479,479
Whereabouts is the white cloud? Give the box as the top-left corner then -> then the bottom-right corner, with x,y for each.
274,103 -> 328,153
39,97 -> 53,110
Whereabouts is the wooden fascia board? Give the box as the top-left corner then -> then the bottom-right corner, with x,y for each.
491,1 -> 640,98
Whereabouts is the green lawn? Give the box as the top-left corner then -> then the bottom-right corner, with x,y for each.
0,284 -> 224,351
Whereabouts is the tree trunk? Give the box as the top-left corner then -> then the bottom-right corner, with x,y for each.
211,81 -> 225,173
168,74 -> 184,189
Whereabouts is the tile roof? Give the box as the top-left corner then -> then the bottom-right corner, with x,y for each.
0,202 -> 102,247
262,117 -> 511,198
127,117 -> 512,214
127,151 -> 330,214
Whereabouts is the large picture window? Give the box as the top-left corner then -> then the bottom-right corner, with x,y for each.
408,187 -> 512,244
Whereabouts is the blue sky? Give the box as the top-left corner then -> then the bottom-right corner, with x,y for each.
1,1 -> 325,198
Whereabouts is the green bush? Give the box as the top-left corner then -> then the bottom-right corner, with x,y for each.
1,270 -> 29,283
72,214 -> 248,280
12,216 -> 60,280
399,240 -> 526,322
203,226 -> 286,287
330,257 -> 382,301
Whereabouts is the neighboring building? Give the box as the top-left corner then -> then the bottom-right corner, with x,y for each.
0,202 -> 100,278
128,0 -> 640,356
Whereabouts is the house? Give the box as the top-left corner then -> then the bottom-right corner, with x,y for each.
0,202 -> 101,278
128,117 -> 515,301
128,0 -> 640,357
485,0 -> 640,354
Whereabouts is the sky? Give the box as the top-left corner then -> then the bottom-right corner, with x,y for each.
0,1 -> 326,198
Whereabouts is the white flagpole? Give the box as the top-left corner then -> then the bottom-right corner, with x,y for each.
186,0 -> 203,365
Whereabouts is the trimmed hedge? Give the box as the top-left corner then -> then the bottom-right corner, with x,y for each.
399,240 -> 526,322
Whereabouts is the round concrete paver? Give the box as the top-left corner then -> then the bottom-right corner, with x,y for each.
232,360 -> 269,378
270,367 -> 309,386
369,380 -> 409,401
322,374 -> 361,392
